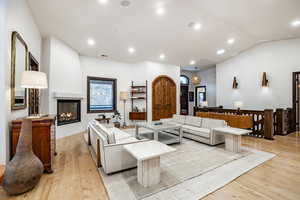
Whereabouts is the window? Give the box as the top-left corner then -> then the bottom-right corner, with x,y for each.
180,75 -> 189,85
87,77 -> 117,113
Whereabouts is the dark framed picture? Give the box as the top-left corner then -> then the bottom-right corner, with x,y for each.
87,76 -> 117,113
189,92 -> 194,102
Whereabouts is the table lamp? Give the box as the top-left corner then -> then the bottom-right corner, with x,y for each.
21,71 -> 48,118
120,91 -> 129,127
201,101 -> 208,108
234,101 -> 243,113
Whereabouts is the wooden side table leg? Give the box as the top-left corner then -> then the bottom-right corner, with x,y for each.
96,139 -> 101,168
88,128 -> 91,146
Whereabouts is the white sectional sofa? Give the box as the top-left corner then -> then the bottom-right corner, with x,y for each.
162,115 -> 226,145
87,120 -> 149,174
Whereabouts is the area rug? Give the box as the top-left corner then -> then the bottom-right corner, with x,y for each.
86,129 -> 275,200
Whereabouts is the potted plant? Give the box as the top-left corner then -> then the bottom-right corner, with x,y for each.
112,110 -> 122,128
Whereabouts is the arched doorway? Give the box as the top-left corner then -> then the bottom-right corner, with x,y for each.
152,75 -> 177,121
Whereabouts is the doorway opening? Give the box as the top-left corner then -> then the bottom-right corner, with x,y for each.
180,75 -> 189,115
195,86 -> 207,107
152,75 -> 176,121
293,72 -> 300,132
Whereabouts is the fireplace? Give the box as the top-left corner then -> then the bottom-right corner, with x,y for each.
57,99 -> 81,126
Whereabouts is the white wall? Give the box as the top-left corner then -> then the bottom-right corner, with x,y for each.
43,38 -> 181,138
42,38 -> 83,139
217,39 -> 300,110
181,67 -> 217,115
0,0 -> 9,164
0,0 -> 42,164
81,58 -> 180,130
196,67 -> 217,107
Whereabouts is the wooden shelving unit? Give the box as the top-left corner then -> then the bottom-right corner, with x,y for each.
129,81 -> 148,121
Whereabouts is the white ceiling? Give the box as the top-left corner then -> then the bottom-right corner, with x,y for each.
27,0 -> 300,69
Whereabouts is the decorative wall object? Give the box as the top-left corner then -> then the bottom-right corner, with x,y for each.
87,76 -> 117,113
232,77 -> 238,89
262,72 -> 269,87
11,31 -> 28,110
3,119 -> 44,195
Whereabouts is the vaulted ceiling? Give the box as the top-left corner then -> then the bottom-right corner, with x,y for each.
27,0 -> 300,69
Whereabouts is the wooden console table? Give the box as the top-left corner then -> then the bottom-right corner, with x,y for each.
11,115 -> 57,173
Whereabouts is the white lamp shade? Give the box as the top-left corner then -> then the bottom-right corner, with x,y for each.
234,101 -> 243,109
201,101 -> 208,107
21,71 -> 48,89
120,91 -> 129,101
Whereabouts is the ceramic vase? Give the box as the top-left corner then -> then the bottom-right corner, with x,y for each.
3,119 -> 43,195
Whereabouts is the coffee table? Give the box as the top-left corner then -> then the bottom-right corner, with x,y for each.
213,127 -> 252,153
135,122 -> 183,145
124,141 -> 176,187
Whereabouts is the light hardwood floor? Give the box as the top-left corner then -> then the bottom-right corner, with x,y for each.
1,132 -> 299,200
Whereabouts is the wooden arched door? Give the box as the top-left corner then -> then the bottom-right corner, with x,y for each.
152,75 -> 177,121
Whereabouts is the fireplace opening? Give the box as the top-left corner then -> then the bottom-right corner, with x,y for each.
57,99 -> 81,126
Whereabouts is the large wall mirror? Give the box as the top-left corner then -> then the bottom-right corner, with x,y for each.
11,31 -> 28,110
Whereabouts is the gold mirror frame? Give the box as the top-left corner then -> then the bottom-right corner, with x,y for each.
11,31 -> 28,110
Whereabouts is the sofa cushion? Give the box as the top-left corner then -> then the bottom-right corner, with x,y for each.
94,122 -> 116,144
202,118 -> 226,129
106,130 -> 116,144
182,125 -> 210,138
184,116 -> 202,127
173,115 -> 186,124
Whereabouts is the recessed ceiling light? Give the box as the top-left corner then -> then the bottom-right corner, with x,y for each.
190,60 -> 196,65
291,20 -> 300,27
128,47 -> 136,54
217,49 -> 226,55
87,39 -> 95,46
98,0 -> 108,4
120,0 -> 130,7
100,54 -> 109,58
188,22 -> 202,31
193,23 -> 202,30
227,38 -> 235,44
156,7 -> 165,16
159,54 -> 165,60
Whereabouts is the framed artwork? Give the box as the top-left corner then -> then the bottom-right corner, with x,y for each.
87,76 -> 117,113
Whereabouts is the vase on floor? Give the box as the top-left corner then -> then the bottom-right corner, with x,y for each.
3,118 -> 43,195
